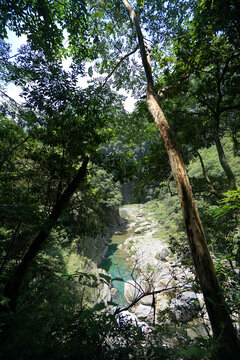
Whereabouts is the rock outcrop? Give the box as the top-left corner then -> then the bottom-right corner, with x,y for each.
120,204 -> 203,325
170,291 -> 201,323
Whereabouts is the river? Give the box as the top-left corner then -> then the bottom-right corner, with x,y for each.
100,229 -> 134,307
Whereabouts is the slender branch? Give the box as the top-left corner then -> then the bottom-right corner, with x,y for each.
219,105 -> 240,113
157,73 -> 190,98
143,37 -> 154,45
114,284 -> 184,315
189,90 -> 216,115
0,134 -> 31,172
0,222 -> 22,274
196,150 -> 223,199
54,0 -> 65,6
0,53 -> 20,61
219,53 -> 240,83
167,34 -> 188,41
122,0 -> 154,93
102,45 -> 139,87
178,110 -> 209,116
216,63 -> 223,113
0,89 -> 22,107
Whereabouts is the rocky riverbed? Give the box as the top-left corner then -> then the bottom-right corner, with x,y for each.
115,204 -> 209,334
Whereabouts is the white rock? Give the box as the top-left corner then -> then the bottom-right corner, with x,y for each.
157,297 -> 169,311
124,280 -> 142,304
115,310 -> 152,334
154,269 -> 172,289
99,282 -> 112,304
135,304 -> 152,318
139,221 -> 151,227
137,320 -> 152,334
134,226 -> 151,234
111,288 -> 118,297
116,310 -> 138,327
155,247 -> 169,261
140,294 -> 154,306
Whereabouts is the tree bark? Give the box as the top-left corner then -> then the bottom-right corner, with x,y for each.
3,157 -> 89,312
214,134 -> 237,190
121,1 -> 240,358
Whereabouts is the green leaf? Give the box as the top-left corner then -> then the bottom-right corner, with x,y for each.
88,66 -> 93,77
98,273 -> 112,284
96,10 -> 104,19
100,264 -> 111,272
107,301 -> 118,306
112,277 -> 124,282
93,302 -> 106,312
180,346 -> 207,358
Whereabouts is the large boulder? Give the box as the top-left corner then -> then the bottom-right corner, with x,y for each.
111,288 -> 118,297
140,294 -> 154,306
155,247 -> 169,261
124,277 -> 151,304
124,280 -> 142,304
116,310 -> 139,327
98,282 -> 112,305
153,268 -> 173,289
134,226 -> 151,234
170,291 -> 200,323
156,296 -> 169,311
103,208 -> 122,227
115,310 -> 152,334
135,304 -> 152,318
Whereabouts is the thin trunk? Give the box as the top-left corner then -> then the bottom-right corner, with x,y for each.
215,135 -> 237,190
3,157 -> 89,312
0,221 -> 22,275
230,130 -> 240,156
196,151 -> 223,199
121,1 -> 240,358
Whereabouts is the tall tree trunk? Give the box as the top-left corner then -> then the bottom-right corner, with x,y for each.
3,157 -> 89,312
121,1 -> 240,358
214,134 -> 237,190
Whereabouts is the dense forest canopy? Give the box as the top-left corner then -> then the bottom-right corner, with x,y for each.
0,0 -> 239,359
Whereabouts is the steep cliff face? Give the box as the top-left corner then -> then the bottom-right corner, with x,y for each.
71,207 -> 124,266
102,207 -> 122,227
72,233 -> 109,266
65,251 -> 112,307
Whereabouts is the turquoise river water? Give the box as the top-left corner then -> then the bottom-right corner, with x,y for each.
100,231 -> 134,307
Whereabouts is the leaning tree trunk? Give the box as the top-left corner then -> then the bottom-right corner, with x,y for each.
3,157 -> 89,312
121,1 -> 240,358
214,133 -> 237,190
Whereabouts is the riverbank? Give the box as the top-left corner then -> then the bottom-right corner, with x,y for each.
117,203 -> 208,330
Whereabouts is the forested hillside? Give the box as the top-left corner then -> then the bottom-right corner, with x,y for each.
0,0 -> 239,359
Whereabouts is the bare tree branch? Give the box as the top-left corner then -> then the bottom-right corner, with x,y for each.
219,105 -> 240,113
102,46 -> 139,87
195,150 -> 223,199
114,284 -> 184,316
219,53 -> 240,83
157,73 -> 190,98
0,88 -> 22,107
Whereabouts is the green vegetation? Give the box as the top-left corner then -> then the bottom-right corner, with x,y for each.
0,0 -> 239,359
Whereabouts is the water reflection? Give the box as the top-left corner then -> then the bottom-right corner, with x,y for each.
100,232 -> 134,307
